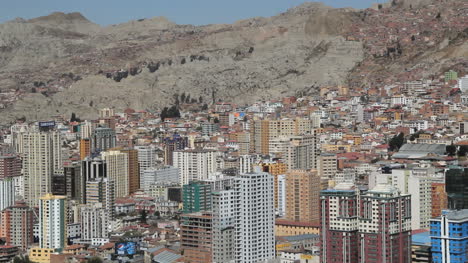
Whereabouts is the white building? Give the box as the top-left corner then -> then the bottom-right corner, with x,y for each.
233,171 -> 275,262
458,75 -> 468,93
141,166 -> 179,192
135,145 -> 159,188
39,194 -> 67,250
0,177 -> 15,211
277,174 -> 286,217
173,150 -> 217,185
80,203 -> 109,241
212,190 -> 235,263
238,155 -> 256,174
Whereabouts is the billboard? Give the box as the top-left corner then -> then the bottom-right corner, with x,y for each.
38,121 -> 56,128
115,242 -> 137,255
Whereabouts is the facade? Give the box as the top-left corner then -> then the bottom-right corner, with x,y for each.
0,201 -> 34,250
181,212 -> 213,263
163,134 -> 188,165
284,135 -> 319,170
285,170 -> 320,223
135,145 -> 159,188
391,169 -> 433,229
183,181 -> 212,213
320,183 -> 412,263
445,167 -> 468,210
63,162 -> 83,202
250,118 -> 315,155
38,194 -> 67,251
0,177 -> 15,211
85,178 -> 115,220
21,131 -> 62,207
119,148 -> 140,194
233,172 -> 275,262
79,139 -> 91,160
80,203 -> 109,241
173,149 -> 217,185
430,209 -> 468,263
317,153 -> 337,178
212,190 -> 235,263
91,127 -> 116,153
102,150 -> 129,198
0,155 -> 21,178
141,166 -> 179,192
431,182 -> 448,217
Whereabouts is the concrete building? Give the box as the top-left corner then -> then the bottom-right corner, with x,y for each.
285,135 -> 319,171
38,194 -> 67,251
85,178 -> 115,221
118,148 -> 140,194
0,155 -> 21,178
21,131 -> 62,207
163,134 -> 188,165
181,212 -> 213,263
79,138 -> 91,160
173,149 -> 217,185
141,166 -> 179,192
212,190 -> 235,263
91,127 -> 116,153
80,203 -> 109,241
135,145 -> 159,188
430,209 -> 468,263
0,201 -> 34,250
250,118 -> 315,155
286,170 -> 320,224
0,177 -> 15,211
233,171 -> 275,262
277,174 -> 286,217
320,183 -> 412,263
317,153 -> 337,179
102,150 -> 129,198
183,181 -> 212,214
458,75 -> 468,93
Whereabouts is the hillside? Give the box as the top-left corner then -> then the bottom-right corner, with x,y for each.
0,1 -> 466,123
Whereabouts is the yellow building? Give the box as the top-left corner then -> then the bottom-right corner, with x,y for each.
275,219 -> 320,236
29,248 -> 56,263
257,162 -> 287,209
322,143 -> 352,152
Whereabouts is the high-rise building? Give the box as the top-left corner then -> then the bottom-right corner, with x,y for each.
431,182 -> 448,217
181,212 -> 213,263
391,169 -> 433,229
0,201 -> 34,250
21,131 -> 62,207
81,156 -> 106,204
163,134 -> 188,165
183,181 -> 212,214
250,118 -> 315,155
102,150 -> 129,198
79,120 -> 95,139
260,162 -> 287,212
135,145 -> 159,188
86,178 -> 115,221
38,194 -> 67,251
63,162 -> 83,203
118,148 -> 139,194
317,153 -> 337,178
79,203 -> 109,241
233,172 -> 275,262
91,127 -> 116,153
0,177 -> 15,211
458,75 -> 468,93
173,150 -> 217,185
445,167 -> 468,210
212,190 -> 235,263
284,135 -> 319,170
320,183 -> 412,263
430,209 -> 468,263
99,108 -> 115,119
285,170 -> 320,224
0,155 -> 21,178
141,166 -> 179,192
79,139 -> 91,160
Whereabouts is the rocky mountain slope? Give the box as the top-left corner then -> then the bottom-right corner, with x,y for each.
0,0 -> 466,123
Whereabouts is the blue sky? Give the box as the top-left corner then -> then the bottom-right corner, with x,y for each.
2,0 -> 383,26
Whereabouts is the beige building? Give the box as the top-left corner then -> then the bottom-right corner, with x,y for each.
285,170 -> 320,224
250,118 -> 315,154
102,150 -> 129,198
22,131 -> 62,207
317,153 -> 337,179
